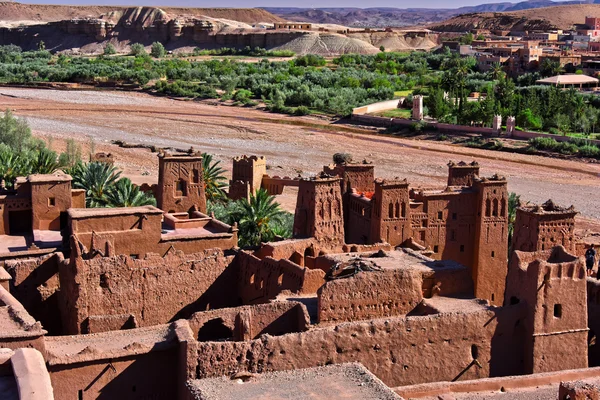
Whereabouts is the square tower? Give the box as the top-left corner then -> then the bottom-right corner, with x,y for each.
293,173 -> 344,244
370,178 -> 411,246
29,173 -> 72,231
157,152 -> 206,213
505,247 -> 587,373
472,174 -> 509,305
512,200 -> 577,254
447,161 -> 480,187
229,155 -> 266,201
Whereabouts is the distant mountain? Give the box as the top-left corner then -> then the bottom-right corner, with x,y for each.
264,1 -> 600,28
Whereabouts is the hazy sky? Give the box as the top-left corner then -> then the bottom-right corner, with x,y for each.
17,0 -> 532,10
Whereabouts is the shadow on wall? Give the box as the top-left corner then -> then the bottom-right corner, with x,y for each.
169,260 -> 241,322
489,303 -> 526,377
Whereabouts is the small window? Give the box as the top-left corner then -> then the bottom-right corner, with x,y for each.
491,251 -> 495,258
249,274 -> 255,285
48,197 -> 56,207
421,219 -> 427,227
491,293 -> 495,302
437,211 -> 443,219
554,304 -> 562,318
460,245 -> 465,252
130,254 -> 139,260
452,213 -> 457,220
434,245 -> 439,253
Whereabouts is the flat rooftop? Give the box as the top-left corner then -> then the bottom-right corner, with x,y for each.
46,323 -> 178,365
68,205 -> 163,219
187,363 -> 401,400
0,231 -> 62,255
327,249 -> 466,274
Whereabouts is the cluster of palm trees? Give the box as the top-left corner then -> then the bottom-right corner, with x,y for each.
67,162 -> 156,208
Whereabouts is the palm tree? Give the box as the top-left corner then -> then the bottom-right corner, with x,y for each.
201,153 -> 228,201
30,148 -> 60,175
232,188 -> 285,247
489,62 -> 505,81
69,161 -> 121,207
0,148 -> 29,189
106,178 -> 156,207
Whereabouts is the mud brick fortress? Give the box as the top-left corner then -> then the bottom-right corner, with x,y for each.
0,151 -> 599,399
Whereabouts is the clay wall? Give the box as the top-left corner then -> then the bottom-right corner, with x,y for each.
472,179 -> 509,305
370,179 -> 411,246
232,155 -> 266,196
506,247 -> 588,373
317,269 -> 423,323
346,194 -> 373,244
68,206 -> 164,258
157,153 -> 206,214
29,175 -> 72,231
0,184 -> 32,236
48,343 -> 180,400
261,175 -> 300,196
447,162 -> 480,187
71,189 -> 86,208
0,286 -> 47,356
228,180 -> 250,201
512,207 -> 577,253
588,278 -> 600,366
324,163 -> 375,195
194,305 -> 525,388
293,177 -> 345,244
237,251 -> 325,305
58,246 -> 237,334
188,301 -> 309,341
4,253 -> 63,335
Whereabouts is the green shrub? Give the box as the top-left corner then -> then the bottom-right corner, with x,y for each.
528,137 -> 559,151
150,42 -> 166,58
103,43 -> 117,55
557,142 -> 578,155
579,144 -> 600,158
130,43 -> 146,56
294,106 -> 310,116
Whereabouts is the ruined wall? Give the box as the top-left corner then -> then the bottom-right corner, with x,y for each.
187,301 -> 309,342
237,251 -> 324,305
5,253 -> 63,335
317,269 -> 423,323
194,306 -> 525,388
58,247 -> 237,334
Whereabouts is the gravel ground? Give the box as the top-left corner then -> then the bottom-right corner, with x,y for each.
2,87 -> 600,220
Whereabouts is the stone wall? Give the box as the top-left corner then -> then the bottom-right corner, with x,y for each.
58,245 -> 237,334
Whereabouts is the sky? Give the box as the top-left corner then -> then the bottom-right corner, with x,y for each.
16,0 -> 537,10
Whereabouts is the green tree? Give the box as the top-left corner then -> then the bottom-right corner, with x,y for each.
0,147 -> 28,189
201,153 -> 228,201
0,109 -> 33,152
130,43 -> 146,56
231,188 -> 286,247
103,43 -> 117,55
379,45 -> 385,52
540,58 -> 562,77
150,42 -> 166,58
424,87 -> 450,120
69,162 -> 121,207
58,139 -> 82,168
105,178 -> 156,207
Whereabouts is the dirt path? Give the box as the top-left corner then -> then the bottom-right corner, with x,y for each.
1,87 -> 599,220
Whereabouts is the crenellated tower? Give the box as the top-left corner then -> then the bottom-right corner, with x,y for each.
157,152 -> 206,213
293,173 -> 344,244
370,178 -> 411,246
229,155 -> 267,201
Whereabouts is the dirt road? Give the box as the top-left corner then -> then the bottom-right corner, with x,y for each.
1,87 -> 599,220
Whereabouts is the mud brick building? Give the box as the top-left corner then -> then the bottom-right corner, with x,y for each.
1,152 -> 600,400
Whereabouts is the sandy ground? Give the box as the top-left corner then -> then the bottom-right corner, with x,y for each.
1,87 -> 599,223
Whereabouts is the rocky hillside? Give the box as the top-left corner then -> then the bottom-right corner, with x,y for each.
430,4 -> 600,32
265,1 -> 600,28
0,4 -> 439,55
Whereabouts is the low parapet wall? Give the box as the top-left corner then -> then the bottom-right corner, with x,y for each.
261,175 -> 300,196
394,366 -> 600,399
352,99 -> 404,115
